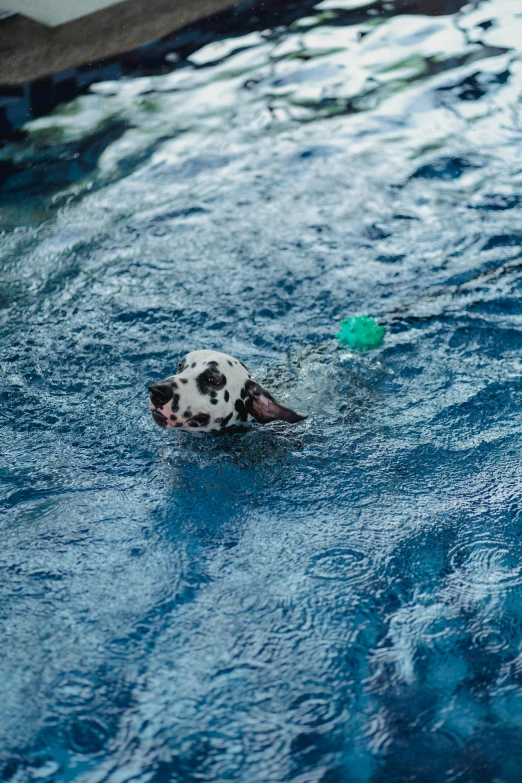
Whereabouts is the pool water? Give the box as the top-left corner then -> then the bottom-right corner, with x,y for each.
2,0 -> 522,780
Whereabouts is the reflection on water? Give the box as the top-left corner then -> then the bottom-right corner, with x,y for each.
1,0 -> 522,780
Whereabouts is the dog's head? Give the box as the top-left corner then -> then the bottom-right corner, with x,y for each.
148,349 -> 307,433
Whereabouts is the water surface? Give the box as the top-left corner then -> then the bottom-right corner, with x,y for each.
2,0 -> 522,780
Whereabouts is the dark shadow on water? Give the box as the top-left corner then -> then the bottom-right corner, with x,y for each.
0,119 -> 128,207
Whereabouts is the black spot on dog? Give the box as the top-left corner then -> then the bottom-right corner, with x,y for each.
220,412 -> 233,428
210,399 -> 218,405
224,390 -> 230,402
188,422 -> 199,428
171,381 -> 178,389
171,393 -> 180,413
235,398 -> 248,422
191,362 -> 196,368
240,386 -> 247,399
170,415 -> 177,421
183,409 -> 192,419
239,361 -> 249,373
175,422 -> 183,428
152,410 -> 168,428
209,390 -> 217,399
207,360 -> 218,367
178,360 -> 187,373
191,413 -> 211,426
227,360 -> 233,366
180,378 -> 188,385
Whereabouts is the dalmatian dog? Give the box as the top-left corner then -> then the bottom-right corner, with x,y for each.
149,350 -> 307,433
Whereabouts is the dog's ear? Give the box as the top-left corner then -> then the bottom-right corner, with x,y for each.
245,380 -> 307,424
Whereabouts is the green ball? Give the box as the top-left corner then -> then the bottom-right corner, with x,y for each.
335,315 -> 385,350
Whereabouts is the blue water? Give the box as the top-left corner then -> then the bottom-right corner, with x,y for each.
2,0 -> 522,780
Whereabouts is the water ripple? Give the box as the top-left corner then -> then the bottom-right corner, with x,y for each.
449,538 -> 522,593
307,547 -> 370,584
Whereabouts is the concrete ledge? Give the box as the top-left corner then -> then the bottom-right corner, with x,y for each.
0,0 -> 130,27
0,0 -> 239,85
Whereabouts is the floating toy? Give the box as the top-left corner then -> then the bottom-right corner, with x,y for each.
335,315 -> 385,350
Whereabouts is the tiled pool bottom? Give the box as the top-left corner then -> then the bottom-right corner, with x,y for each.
2,0 -> 522,780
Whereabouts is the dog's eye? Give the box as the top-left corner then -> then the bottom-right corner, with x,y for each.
197,370 -> 226,392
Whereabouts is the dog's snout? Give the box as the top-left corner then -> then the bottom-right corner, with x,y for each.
148,383 -> 173,408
